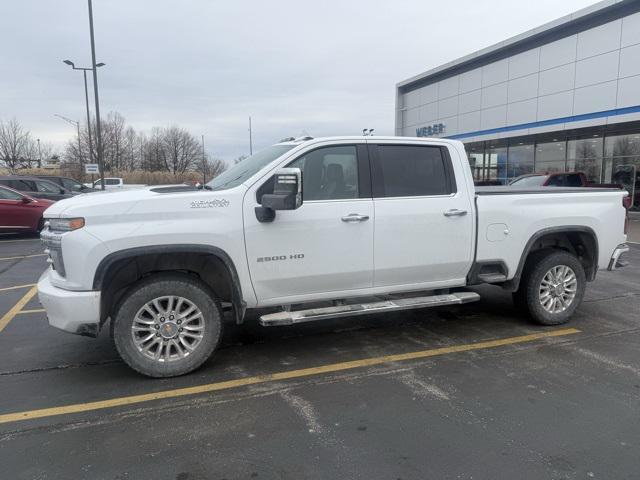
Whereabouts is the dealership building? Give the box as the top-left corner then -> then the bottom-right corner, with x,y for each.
395,0 -> 640,198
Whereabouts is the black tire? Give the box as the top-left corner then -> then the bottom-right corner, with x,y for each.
516,249 -> 586,326
112,273 -> 223,378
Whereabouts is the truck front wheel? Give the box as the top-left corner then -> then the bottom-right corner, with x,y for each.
112,273 -> 223,377
516,249 -> 586,325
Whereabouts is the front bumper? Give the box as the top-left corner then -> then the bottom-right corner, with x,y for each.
37,269 -> 101,337
607,244 -> 630,271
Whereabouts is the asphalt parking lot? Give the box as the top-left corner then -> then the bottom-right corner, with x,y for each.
0,233 -> 639,480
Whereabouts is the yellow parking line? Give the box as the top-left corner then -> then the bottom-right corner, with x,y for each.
0,286 -> 38,334
17,309 -> 45,314
0,327 -> 579,425
0,254 -> 47,262
0,284 -> 36,292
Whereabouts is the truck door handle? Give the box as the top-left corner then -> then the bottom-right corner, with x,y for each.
443,209 -> 467,217
341,213 -> 370,223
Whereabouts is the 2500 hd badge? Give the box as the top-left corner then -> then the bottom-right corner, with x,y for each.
257,254 -> 305,262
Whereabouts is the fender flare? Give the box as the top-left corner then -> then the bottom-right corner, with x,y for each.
508,225 -> 599,291
93,244 -> 246,323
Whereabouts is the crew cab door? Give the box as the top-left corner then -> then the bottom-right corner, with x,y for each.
369,142 -> 474,288
243,142 -> 374,303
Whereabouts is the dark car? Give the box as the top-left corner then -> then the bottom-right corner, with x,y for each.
35,175 -> 97,193
0,184 -> 54,233
0,176 -> 74,202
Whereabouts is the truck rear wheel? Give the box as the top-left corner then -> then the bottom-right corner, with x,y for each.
112,273 -> 223,378
517,249 -> 586,325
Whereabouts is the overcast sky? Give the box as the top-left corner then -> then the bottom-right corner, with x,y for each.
1,0 -> 599,161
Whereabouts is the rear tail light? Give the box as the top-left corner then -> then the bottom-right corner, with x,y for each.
622,195 -> 631,235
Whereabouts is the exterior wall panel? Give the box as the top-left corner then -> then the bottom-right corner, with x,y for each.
621,11 -> 640,47
508,73 -> 538,102
576,19 -> 621,60
538,63 -> 575,96
574,50 -> 619,88
537,91 -> 574,121
507,98 -> 537,125
539,35 -> 577,70
573,80 -> 618,115
619,43 -> 640,78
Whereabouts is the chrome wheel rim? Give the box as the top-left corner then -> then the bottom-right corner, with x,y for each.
539,265 -> 577,314
131,296 -> 205,362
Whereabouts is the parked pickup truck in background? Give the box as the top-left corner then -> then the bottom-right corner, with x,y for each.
83,177 -> 147,190
38,136 -> 630,377
510,172 -> 634,210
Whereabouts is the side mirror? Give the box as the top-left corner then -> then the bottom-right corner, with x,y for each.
59,188 -> 66,194
21,196 -> 32,204
255,168 -> 302,223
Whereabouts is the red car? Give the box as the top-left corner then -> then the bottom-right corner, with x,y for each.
0,184 -> 53,233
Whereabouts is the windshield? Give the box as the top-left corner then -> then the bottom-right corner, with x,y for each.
509,175 -> 547,187
206,144 -> 296,191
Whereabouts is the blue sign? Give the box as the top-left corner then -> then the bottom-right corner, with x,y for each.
416,123 -> 445,137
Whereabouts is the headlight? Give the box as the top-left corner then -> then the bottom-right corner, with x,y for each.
48,217 -> 85,232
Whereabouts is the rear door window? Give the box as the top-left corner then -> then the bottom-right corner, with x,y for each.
370,145 -> 454,198
546,175 -> 565,186
566,174 -> 583,187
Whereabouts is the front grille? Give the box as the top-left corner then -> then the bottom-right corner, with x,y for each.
40,225 -> 66,277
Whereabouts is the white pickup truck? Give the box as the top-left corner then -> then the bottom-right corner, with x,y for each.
38,136 -> 630,377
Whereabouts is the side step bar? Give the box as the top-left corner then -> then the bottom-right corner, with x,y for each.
259,292 -> 481,327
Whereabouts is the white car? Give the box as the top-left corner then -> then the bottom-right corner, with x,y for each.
84,177 -> 146,190
38,136 -> 630,377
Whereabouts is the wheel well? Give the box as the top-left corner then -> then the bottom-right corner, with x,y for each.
97,249 -> 244,326
509,228 -> 598,291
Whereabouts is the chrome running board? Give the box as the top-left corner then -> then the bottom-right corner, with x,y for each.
259,292 -> 480,326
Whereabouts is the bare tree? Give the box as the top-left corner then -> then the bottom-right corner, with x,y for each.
0,118 -> 31,170
121,126 -> 139,171
102,112 -> 126,171
162,126 -> 200,175
144,127 -> 166,172
196,156 -> 227,182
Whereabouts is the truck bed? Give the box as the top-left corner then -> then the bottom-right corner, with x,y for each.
474,186 -> 627,278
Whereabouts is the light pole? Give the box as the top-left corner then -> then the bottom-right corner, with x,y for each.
87,0 -> 105,190
201,135 -> 206,185
62,59 -> 104,167
37,138 -> 42,168
248,116 -> 253,156
54,114 -> 84,166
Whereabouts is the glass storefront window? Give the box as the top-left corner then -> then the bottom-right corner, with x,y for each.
603,133 -> 640,208
535,140 -> 566,174
604,133 -> 640,158
507,143 -> 534,179
486,140 -> 508,184
567,136 -> 603,181
465,142 -> 485,182
566,158 -> 602,181
567,136 -> 603,159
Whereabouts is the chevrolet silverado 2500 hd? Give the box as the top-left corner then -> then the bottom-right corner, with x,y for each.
38,136 -> 630,377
